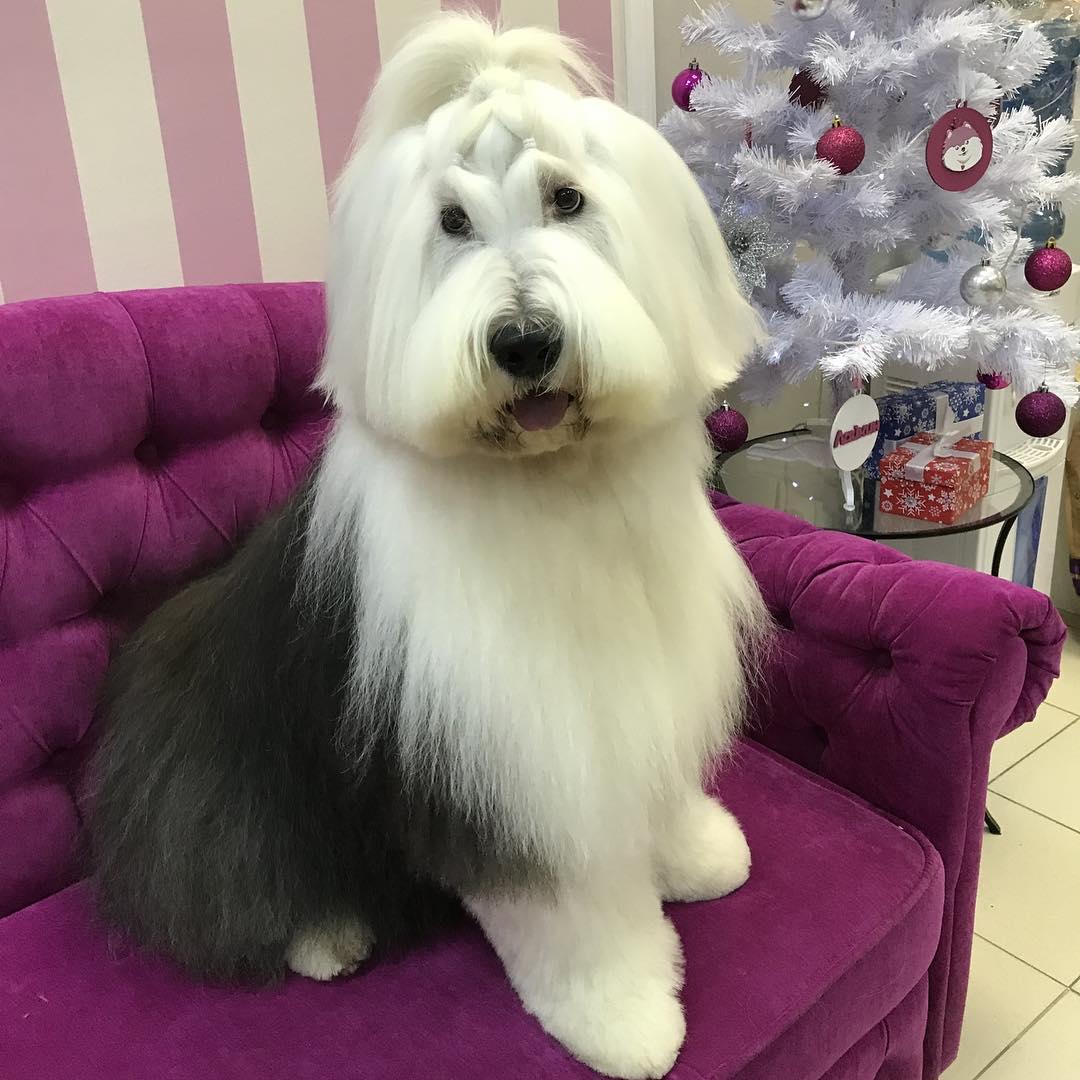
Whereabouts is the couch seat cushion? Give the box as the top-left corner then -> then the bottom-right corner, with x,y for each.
0,740 -> 943,1080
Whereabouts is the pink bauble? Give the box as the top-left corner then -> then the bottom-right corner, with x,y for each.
672,60 -> 706,111
977,370 -> 1012,390
789,70 -> 827,110
1015,386 -> 1067,438
816,119 -> 865,175
706,405 -> 749,452
1024,241 -> 1073,292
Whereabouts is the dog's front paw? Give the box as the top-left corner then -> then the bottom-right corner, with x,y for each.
655,794 -> 751,903
540,977 -> 686,1079
286,918 -> 374,981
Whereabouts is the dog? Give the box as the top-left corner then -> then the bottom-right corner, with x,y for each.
90,15 -> 766,1079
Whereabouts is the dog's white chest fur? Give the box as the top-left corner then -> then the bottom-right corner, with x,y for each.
317,421 -> 757,869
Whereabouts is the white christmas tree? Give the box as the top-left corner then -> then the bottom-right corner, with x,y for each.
661,0 -> 1080,415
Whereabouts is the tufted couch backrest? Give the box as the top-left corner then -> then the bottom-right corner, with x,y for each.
0,284 -> 330,917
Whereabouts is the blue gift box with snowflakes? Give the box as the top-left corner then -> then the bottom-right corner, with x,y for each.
864,380 -> 985,480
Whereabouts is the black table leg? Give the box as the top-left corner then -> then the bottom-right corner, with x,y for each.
985,516 -> 1020,836
991,514 -> 1019,578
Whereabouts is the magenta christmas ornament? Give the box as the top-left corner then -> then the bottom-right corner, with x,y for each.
706,403 -> 749,452
977,370 -> 1012,390
926,106 -> 993,191
1025,238 -> 1073,292
816,117 -> 865,175
789,70 -> 827,110
672,60 -> 705,111
1015,385 -> 1066,438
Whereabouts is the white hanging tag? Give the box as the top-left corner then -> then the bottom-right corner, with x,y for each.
831,393 -> 881,471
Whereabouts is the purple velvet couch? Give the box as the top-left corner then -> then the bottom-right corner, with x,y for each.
0,284 -> 1064,1080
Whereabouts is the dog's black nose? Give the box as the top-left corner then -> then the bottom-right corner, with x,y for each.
489,324 -> 562,380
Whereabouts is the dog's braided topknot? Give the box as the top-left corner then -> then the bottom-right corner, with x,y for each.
355,12 -> 603,152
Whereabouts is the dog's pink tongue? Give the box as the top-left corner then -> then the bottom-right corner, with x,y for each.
511,390 -> 571,432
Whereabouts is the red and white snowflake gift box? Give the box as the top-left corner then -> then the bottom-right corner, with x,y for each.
878,432 -> 993,524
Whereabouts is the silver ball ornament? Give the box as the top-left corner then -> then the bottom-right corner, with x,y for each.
791,0 -> 831,18
959,260 -> 1007,308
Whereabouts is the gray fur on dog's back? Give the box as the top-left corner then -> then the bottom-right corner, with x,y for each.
89,481 -> 547,983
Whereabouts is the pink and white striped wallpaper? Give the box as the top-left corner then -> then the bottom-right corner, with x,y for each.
0,0 -> 619,305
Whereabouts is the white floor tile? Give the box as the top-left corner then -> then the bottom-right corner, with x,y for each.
975,794 -> 1080,984
989,702 -> 1076,781
991,721 -> 1080,831
944,937 -> 1062,1080
1046,629 -> 1080,713
980,992 -> 1080,1079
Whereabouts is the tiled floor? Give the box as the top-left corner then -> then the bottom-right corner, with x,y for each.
944,630 -> 1080,1078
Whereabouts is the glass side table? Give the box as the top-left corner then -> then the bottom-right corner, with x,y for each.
713,424 -> 1036,577
713,424 -> 1037,836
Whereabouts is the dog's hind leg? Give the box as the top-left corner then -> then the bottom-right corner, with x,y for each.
285,916 -> 375,981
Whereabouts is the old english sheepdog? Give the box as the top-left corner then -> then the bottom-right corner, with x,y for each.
91,14 -> 766,1079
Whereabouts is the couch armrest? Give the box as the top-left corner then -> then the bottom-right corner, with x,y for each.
712,493 -> 1065,1079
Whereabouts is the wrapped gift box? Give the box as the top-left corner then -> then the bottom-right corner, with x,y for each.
878,432 -> 993,524
865,380 -> 985,479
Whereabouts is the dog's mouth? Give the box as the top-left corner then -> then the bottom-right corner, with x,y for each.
508,389 -> 572,432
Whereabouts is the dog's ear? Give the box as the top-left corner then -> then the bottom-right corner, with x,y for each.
584,102 -> 764,396
587,98 -> 764,397
352,13 -> 602,156
666,145 -> 765,393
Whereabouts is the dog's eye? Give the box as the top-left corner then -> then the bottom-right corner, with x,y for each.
553,188 -> 584,216
440,205 -> 471,236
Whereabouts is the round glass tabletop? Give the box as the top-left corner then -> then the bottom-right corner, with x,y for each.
713,423 -> 1036,541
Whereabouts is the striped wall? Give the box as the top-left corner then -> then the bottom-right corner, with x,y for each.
0,0 -> 621,305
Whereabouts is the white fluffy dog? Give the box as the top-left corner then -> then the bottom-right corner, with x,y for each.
91,14 -> 766,1080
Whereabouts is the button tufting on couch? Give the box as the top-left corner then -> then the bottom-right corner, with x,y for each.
0,283 -> 329,917
0,285 -> 1065,1080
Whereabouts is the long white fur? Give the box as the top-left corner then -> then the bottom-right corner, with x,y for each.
306,14 -> 766,1079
